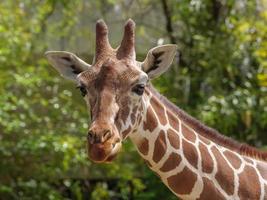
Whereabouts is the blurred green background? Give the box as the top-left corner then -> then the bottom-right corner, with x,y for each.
0,0 -> 267,199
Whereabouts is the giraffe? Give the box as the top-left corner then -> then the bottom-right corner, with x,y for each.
45,19 -> 267,199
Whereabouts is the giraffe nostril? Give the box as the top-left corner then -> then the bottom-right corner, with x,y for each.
88,129 -> 113,144
102,130 -> 112,142
87,131 -> 94,143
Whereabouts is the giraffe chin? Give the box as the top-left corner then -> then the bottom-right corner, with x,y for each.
88,141 -> 122,163
104,142 -> 122,163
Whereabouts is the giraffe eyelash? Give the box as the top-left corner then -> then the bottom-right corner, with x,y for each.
76,85 -> 87,97
132,84 -> 146,95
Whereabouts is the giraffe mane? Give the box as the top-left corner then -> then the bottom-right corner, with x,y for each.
148,84 -> 267,162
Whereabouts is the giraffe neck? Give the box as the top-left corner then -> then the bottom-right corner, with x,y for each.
129,86 -> 267,200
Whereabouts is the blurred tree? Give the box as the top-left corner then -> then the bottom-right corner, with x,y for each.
0,0 -> 266,199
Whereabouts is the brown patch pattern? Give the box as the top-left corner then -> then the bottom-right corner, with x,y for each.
137,110 -> 142,125
119,96 -> 131,124
167,129 -> 180,149
238,165 -> 261,200
199,135 -> 210,145
137,138 -> 149,156
199,142 -> 213,173
131,113 -> 136,125
130,106 -> 138,125
115,121 -> 122,131
121,106 -> 130,124
168,110 -> 180,131
182,139 -> 198,169
143,107 -> 158,132
167,166 -> 197,195
212,146 -> 235,195
257,162 -> 267,180
182,123 -> 196,143
137,116 -> 142,125
150,97 -> 167,126
160,152 -> 181,172
131,106 -> 138,124
223,150 -> 242,169
122,126 -> 131,138
197,177 -> 225,200
153,130 -> 167,163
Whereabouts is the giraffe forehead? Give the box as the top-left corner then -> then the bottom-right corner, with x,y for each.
79,62 -> 143,87
117,68 -> 143,82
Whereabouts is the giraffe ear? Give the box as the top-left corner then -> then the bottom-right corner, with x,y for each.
45,51 -> 91,82
141,44 -> 177,79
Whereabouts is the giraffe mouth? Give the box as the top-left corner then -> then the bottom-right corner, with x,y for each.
87,139 -> 122,163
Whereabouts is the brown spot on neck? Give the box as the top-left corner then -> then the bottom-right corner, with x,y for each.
197,177 -> 225,200
238,165 -> 261,199
182,123 -> 196,143
160,152 -> 181,172
212,146 -> 235,196
167,166 -> 197,195
223,150 -> 242,169
182,139 -> 198,169
150,96 -> 167,126
153,130 -> 167,163
137,138 -> 149,156
167,129 -> 180,149
167,109 -> 180,131
143,106 -> 158,132
199,142 -> 213,174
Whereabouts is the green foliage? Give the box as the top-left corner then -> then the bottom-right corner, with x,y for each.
156,0 -> 267,145
0,0 -> 266,199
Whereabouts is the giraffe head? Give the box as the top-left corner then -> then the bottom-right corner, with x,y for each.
45,19 -> 177,163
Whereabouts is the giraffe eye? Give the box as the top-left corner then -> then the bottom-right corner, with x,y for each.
76,85 -> 87,97
132,84 -> 145,95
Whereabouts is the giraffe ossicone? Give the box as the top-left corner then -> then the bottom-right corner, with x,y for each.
45,19 -> 267,199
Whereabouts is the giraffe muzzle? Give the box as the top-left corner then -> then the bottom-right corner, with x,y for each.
87,127 -> 122,163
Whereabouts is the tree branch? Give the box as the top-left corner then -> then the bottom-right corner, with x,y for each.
160,0 -> 176,44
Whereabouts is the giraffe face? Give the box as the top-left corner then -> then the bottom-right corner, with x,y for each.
77,58 -> 148,162
45,19 -> 177,163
